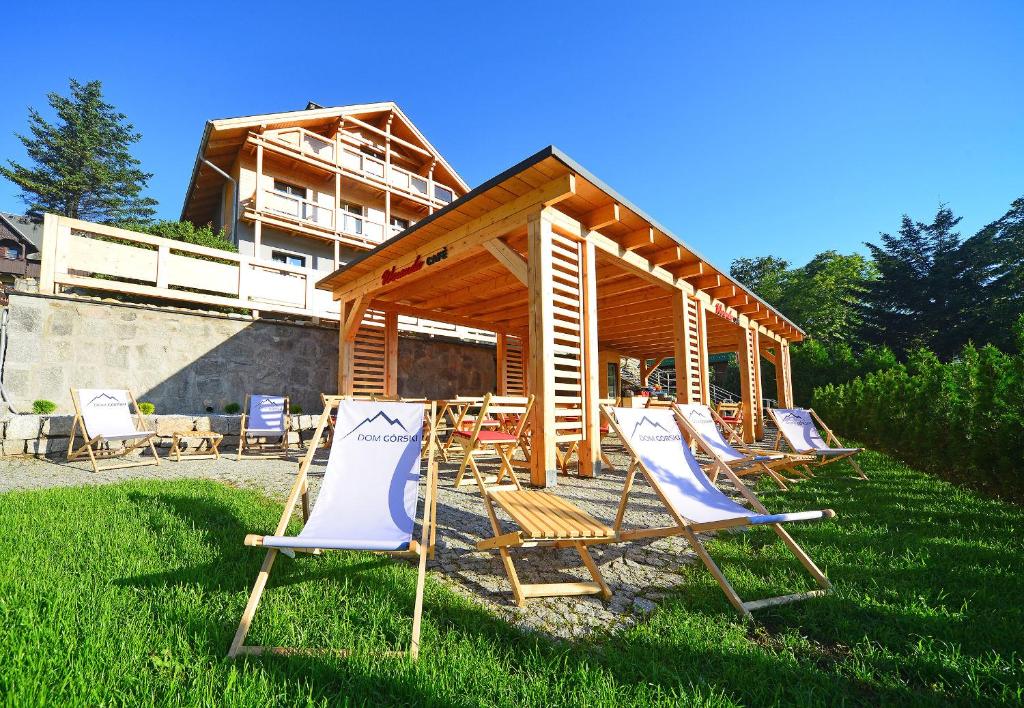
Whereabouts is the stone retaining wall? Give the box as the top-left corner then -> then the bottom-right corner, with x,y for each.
2,292 -> 497,416
0,412 -> 322,457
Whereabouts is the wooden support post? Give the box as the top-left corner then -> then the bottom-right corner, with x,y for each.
497,334 -> 508,395
254,144 -> 264,212
697,300 -> 711,405
384,311 -> 399,397
579,239 -> 601,478
776,340 -> 793,408
750,327 -> 764,439
737,325 -> 759,443
671,293 -> 697,403
337,297 -> 366,395
526,212 -> 558,488
253,221 -> 262,261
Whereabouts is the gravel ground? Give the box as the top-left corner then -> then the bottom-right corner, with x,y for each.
0,430 -> 787,639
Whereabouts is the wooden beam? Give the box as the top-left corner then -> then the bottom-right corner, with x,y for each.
579,239 -> 601,478
483,238 -> 528,285
691,274 -> 722,291
583,202 -> 620,230
650,246 -> 683,267
621,227 -> 654,251
327,174 -> 576,303
670,261 -> 704,279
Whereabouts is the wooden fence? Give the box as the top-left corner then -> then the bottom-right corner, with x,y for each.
36,214 -> 495,343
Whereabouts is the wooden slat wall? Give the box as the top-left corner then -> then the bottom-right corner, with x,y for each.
351,310 -> 387,397
501,334 -> 526,396
549,230 -> 586,445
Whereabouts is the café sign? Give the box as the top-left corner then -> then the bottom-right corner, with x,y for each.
381,246 -> 449,286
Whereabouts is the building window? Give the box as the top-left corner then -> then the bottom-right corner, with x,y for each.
607,362 -> 619,399
1,244 -> 20,260
273,179 -> 308,199
341,203 -> 364,235
271,250 -> 306,268
434,184 -> 453,203
390,217 -> 410,232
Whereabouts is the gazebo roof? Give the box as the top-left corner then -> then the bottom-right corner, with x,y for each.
317,146 -> 803,356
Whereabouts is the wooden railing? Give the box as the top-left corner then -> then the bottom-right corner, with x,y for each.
260,127 -> 457,207
35,214 -> 496,343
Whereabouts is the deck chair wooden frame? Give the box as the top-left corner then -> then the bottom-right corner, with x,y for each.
677,404 -> 816,491
602,404 -> 836,619
436,396 -> 502,462
451,394 -> 534,489
462,427 -> 614,605
229,398 -> 439,660
67,388 -> 160,473
767,407 -> 867,480
237,394 -> 295,460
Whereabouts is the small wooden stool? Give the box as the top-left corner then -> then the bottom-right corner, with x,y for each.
170,431 -> 224,462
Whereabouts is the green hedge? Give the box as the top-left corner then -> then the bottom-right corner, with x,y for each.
813,328 -> 1024,501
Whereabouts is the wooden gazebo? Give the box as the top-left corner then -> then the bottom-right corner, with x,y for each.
317,147 -> 803,488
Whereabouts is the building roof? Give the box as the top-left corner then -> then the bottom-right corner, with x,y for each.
180,101 -> 469,225
0,212 -> 42,252
315,145 -> 805,348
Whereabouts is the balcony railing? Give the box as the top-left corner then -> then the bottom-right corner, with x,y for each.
263,128 -> 457,207
263,190 -> 334,229
260,189 -> 387,244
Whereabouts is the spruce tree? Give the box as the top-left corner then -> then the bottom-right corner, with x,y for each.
0,79 -> 157,223
859,206 -> 962,357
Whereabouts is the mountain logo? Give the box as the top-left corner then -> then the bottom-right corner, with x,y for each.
629,415 -> 678,441
87,392 -> 124,407
258,397 -> 283,409
781,412 -> 812,427
342,410 -> 412,441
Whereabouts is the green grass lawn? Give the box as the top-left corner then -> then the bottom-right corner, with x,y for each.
1,451 -> 1022,706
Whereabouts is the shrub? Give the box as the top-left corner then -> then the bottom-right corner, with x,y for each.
813,317 -> 1024,501
138,402 -> 155,415
224,402 -> 241,415
119,220 -> 236,253
32,400 -> 57,414
289,404 -> 303,415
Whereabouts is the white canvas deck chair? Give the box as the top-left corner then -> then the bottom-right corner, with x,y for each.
229,398 -> 438,660
675,404 -> 815,491
237,394 -> 294,460
768,408 -> 867,480
67,388 -> 159,473
603,405 -> 837,619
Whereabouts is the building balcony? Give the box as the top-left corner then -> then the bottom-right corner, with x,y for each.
246,190 -> 389,248
259,128 -> 457,209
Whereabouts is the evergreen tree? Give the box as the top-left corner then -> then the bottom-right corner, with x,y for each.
0,79 -> 157,223
859,205 -> 963,357
955,197 -> 1024,352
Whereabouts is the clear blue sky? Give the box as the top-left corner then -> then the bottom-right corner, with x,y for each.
2,1 -> 1021,269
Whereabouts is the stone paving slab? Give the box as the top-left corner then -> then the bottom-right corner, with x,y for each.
0,432 -> 786,639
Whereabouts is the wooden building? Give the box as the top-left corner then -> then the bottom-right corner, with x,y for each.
317,147 -> 804,487
181,102 -> 468,276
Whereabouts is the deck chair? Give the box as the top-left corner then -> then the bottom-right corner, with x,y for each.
67,388 -> 160,473
462,432 -> 614,606
237,394 -> 294,460
437,396 -> 502,462
767,408 -> 867,480
716,401 -> 743,429
229,398 -> 438,660
451,394 -> 534,488
675,404 -> 815,491
602,404 -> 836,619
